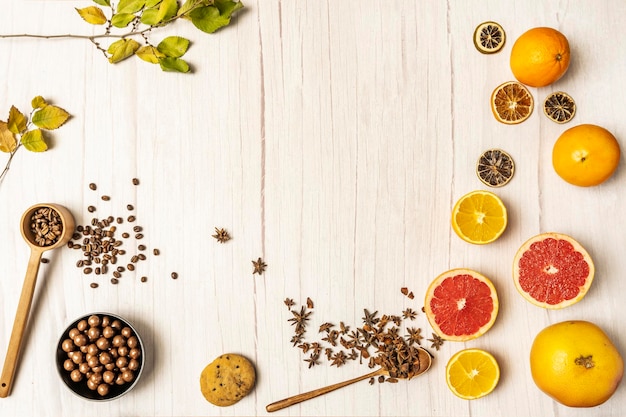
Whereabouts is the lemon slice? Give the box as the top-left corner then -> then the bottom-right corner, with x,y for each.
543,91 -> 576,124
473,21 -> 506,54
451,190 -> 507,244
491,81 -> 534,124
446,349 -> 500,400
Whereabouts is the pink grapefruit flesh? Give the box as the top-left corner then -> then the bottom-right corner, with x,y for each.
513,232 -> 594,309
424,269 -> 499,341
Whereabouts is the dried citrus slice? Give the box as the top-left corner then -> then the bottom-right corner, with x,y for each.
513,232 -> 595,309
473,21 -> 506,54
491,81 -> 534,124
446,349 -> 500,400
451,190 -> 507,244
476,149 -> 515,187
424,269 -> 499,342
543,91 -> 576,123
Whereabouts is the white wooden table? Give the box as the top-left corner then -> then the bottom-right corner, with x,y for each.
0,0 -> 625,416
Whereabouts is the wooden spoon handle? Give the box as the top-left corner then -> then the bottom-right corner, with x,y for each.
266,368 -> 385,412
0,249 -> 43,398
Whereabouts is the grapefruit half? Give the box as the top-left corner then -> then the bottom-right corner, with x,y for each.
513,232 -> 594,309
424,269 -> 499,341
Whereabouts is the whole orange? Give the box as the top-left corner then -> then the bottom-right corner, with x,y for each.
530,320 -> 624,407
510,27 -> 570,87
552,124 -> 620,186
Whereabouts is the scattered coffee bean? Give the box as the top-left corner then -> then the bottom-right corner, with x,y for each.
137,245 -> 146,251
171,272 -> 178,280
133,226 -> 142,233
127,264 -> 135,271
89,183 -> 97,190
135,233 -> 143,239
127,204 -> 134,211
88,206 -> 96,213
40,258 -> 49,264
122,232 -> 130,238
137,254 -> 146,261
132,178 -> 139,185
84,267 -> 93,274
111,278 -> 119,285
101,196 -> 110,201
116,217 -> 123,224
140,276 -> 147,283
153,249 -> 160,256
90,283 -> 99,288
127,216 -> 136,222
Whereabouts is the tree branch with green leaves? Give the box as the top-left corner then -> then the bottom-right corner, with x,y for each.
0,97 -> 71,186
0,0 -> 244,73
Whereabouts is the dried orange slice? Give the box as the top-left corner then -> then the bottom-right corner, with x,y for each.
451,190 -> 507,244
476,149 -> 514,187
446,349 -> 500,399
473,21 -> 506,54
491,81 -> 534,124
424,269 -> 499,341
543,91 -> 576,123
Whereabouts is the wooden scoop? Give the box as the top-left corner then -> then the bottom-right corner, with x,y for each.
0,203 -> 75,398
266,346 -> 432,412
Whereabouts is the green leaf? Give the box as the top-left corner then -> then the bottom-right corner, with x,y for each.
157,36 -> 190,58
75,6 -> 108,25
111,13 -> 136,28
31,96 -> 47,109
159,57 -> 190,73
0,121 -> 17,153
107,39 -> 141,63
20,129 -> 47,152
136,45 -> 165,63
93,0 -> 111,6
32,105 -> 71,130
156,0 -> 178,22
116,0 -> 145,14
146,0 -> 162,7
7,106 -> 27,134
189,2 -> 242,34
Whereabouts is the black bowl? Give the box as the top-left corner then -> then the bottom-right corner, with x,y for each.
56,312 -> 145,401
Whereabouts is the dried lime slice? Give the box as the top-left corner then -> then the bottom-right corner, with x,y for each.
543,91 -> 576,124
474,22 -> 506,54
476,149 -> 515,187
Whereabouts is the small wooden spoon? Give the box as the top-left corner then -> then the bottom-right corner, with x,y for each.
0,203 -> 75,398
266,347 -> 432,412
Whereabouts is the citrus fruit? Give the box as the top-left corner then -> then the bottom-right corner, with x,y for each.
424,269 -> 499,341
476,149 -> 515,187
530,320 -> 624,407
552,124 -> 620,187
451,190 -> 507,244
446,348 -> 500,400
490,81 -> 534,124
473,21 -> 506,54
513,232 -> 594,309
543,91 -> 576,124
510,27 -> 570,87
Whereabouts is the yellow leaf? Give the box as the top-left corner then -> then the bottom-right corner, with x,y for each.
32,105 -> 71,130
31,96 -> 47,109
7,106 -> 27,134
20,129 -> 47,152
0,121 -> 17,153
136,45 -> 165,64
75,6 -> 108,25
107,39 -> 141,63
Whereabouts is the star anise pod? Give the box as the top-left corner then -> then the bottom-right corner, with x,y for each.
330,350 -> 348,367
212,227 -> 231,243
427,333 -> 444,350
283,298 -> 295,310
304,353 -> 320,368
319,322 -> 334,333
252,257 -> 267,275
362,309 -> 380,327
405,327 -> 423,345
402,308 -> 417,320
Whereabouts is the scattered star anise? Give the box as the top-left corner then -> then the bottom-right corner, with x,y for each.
306,297 -> 314,308
427,333 -> 444,350
288,306 -> 311,333
304,353 -> 320,368
319,322 -> 334,333
405,327 -> 423,345
252,257 -> 267,275
284,298 -> 295,310
212,227 -> 231,243
362,309 -> 380,327
402,308 -> 417,320
330,350 -> 348,367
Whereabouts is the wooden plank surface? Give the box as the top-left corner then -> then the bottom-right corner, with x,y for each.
0,0 -> 625,415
